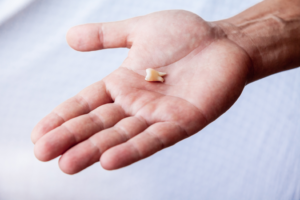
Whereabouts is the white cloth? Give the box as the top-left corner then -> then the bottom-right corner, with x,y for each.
0,0 -> 34,25
0,0 -> 300,199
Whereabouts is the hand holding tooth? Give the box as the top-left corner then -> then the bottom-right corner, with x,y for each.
32,10 -> 252,173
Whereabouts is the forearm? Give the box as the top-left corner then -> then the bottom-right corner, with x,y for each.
216,0 -> 300,83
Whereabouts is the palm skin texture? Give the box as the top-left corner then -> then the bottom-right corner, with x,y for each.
31,10 -> 252,174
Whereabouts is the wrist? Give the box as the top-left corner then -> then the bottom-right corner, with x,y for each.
214,0 -> 300,83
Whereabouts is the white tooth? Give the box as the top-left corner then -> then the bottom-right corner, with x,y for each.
145,68 -> 167,82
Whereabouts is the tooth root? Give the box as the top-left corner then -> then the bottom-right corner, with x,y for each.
145,68 -> 167,83
157,76 -> 164,82
158,72 -> 167,76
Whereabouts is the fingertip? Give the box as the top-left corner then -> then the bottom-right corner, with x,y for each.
31,123 -> 45,144
66,26 -> 80,50
34,135 -> 63,162
34,140 -> 50,162
100,145 -> 137,170
31,129 -> 37,144
100,151 -> 116,170
66,24 -> 103,52
58,156 -> 78,175
31,113 -> 65,145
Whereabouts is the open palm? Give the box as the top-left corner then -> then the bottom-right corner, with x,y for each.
32,10 -> 251,174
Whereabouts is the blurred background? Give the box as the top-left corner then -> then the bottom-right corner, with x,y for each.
0,0 -> 300,199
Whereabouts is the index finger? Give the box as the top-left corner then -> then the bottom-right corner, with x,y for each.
31,80 -> 112,144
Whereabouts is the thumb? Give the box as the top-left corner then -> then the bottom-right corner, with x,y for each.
66,17 -> 139,52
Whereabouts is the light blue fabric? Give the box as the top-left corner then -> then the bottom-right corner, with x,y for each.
0,0 -> 34,25
1,0 -> 300,199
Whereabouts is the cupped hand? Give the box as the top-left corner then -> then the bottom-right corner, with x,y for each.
31,10 -> 251,174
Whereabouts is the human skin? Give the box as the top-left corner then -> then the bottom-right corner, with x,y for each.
31,0 -> 300,174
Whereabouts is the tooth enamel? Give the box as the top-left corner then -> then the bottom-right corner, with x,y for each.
145,68 -> 167,82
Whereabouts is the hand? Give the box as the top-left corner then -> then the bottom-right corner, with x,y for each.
31,10 -> 251,174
